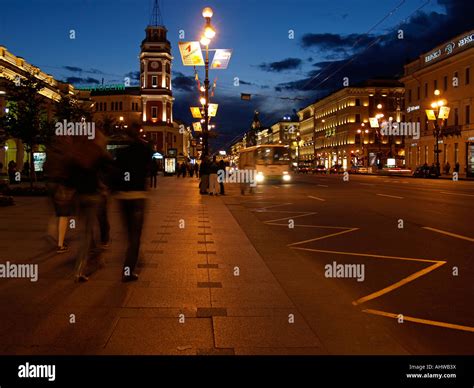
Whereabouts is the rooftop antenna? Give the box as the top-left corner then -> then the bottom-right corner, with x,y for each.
150,0 -> 163,26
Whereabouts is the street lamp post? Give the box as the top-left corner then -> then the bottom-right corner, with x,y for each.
427,90 -> 449,177
200,7 -> 215,159
296,131 -> 301,172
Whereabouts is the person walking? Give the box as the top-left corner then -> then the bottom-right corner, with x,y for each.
209,156 -> 219,195
150,158 -> 158,188
69,135 -> 108,282
218,159 -> 226,195
44,136 -> 76,254
194,162 -> 199,178
113,128 -> 152,282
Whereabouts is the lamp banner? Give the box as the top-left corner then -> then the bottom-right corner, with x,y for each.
190,107 -> 203,118
425,110 -> 437,121
179,42 -> 205,66
369,117 -> 379,128
210,49 -> 232,69
208,103 -> 218,117
438,106 -> 450,119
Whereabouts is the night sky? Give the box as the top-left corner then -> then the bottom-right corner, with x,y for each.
1,0 -> 473,149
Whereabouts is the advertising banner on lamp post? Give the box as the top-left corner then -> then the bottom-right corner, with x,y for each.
208,103 -> 218,117
179,42 -> 205,66
190,107 -> 203,118
210,49 -> 233,69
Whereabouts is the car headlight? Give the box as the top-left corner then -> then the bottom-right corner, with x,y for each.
256,173 -> 265,182
282,174 -> 291,181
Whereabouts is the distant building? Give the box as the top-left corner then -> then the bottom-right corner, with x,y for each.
400,29 -> 474,177
296,106 -> 315,168
310,80 -> 404,170
0,46 -> 80,173
270,119 -> 299,165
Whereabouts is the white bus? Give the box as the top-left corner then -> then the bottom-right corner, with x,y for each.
238,144 -> 292,183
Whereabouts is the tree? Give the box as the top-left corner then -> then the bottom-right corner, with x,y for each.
0,72 -> 56,187
97,114 -> 117,137
55,94 -> 92,123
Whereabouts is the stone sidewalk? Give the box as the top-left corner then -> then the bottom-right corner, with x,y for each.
0,177 -> 326,355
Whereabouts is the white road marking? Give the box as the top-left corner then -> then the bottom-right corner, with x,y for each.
317,184 -> 329,187
308,195 -> 326,201
359,183 -> 375,186
376,193 -> 404,199
265,212 -> 317,223
440,191 -> 474,197
422,227 -> 474,242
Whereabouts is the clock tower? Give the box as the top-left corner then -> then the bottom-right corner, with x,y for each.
140,0 -> 176,154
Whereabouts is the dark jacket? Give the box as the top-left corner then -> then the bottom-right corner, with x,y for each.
113,139 -> 153,191
209,162 -> 219,174
199,160 -> 210,176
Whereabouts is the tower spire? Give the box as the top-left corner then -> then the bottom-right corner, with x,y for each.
150,0 -> 163,26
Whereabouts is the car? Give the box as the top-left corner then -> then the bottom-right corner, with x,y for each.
297,166 -> 311,174
329,164 -> 344,174
412,165 -> 438,178
313,165 -> 328,174
349,165 -> 369,174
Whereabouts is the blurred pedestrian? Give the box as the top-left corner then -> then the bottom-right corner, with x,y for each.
113,128 -> 152,282
94,130 -> 113,250
209,156 -> 219,195
181,162 -> 187,178
44,136 -> 76,253
69,134 -> 109,282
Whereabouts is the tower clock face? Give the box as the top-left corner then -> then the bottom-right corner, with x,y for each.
151,61 -> 159,69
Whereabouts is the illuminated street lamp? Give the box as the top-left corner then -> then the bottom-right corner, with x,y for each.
199,6 -> 216,159
425,90 -> 449,177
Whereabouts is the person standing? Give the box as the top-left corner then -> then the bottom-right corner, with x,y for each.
218,159 -> 226,195
113,129 -> 152,282
194,162 -> 199,178
150,158 -> 158,189
199,158 -> 209,194
454,162 -> 460,174
209,156 -> 219,195
445,162 -> 451,175
7,161 -> 17,184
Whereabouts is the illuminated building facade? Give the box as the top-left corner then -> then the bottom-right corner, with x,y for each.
401,30 -> 474,177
